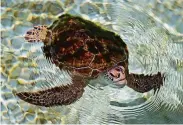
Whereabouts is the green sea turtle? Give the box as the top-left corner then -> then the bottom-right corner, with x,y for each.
16,14 -> 164,107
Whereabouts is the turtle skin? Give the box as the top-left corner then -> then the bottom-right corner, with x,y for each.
16,14 -> 164,107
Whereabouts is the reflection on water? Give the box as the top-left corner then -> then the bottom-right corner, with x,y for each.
1,0 -> 183,124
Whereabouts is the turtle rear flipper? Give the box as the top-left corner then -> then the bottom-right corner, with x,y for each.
16,76 -> 86,107
24,25 -> 52,44
127,72 -> 164,93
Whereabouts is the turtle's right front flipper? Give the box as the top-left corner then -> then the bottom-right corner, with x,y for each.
127,72 -> 165,93
16,76 -> 86,107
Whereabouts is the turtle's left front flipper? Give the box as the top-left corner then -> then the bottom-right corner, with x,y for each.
127,72 -> 165,93
16,76 -> 86,107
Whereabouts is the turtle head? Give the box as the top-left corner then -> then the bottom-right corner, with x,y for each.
106,66 -> 127,88
24,25 -> 53,45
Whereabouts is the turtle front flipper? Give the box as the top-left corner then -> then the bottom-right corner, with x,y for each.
127,72 -> 164,93
16,76 -> 86,107
24,25 -> 52,45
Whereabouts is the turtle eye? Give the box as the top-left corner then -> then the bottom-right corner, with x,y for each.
115,68 -> 121,72
115,66 -> 123,72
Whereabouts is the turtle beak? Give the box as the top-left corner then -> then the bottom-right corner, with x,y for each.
107,66 -> 127,88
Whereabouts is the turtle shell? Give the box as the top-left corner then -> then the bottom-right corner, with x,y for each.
42,14 -> 128,78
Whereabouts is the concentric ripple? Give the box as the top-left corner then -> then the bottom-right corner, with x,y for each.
1,0 -> 183,124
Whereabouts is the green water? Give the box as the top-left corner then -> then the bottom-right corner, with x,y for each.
1,0 -> 183,124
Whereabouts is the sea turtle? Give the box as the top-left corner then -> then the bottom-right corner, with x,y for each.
16,14 -> 164,107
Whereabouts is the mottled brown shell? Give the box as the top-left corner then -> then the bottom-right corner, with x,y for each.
42,14 -> 128,78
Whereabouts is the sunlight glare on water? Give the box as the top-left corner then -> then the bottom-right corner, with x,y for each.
1,0 -> 183,124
